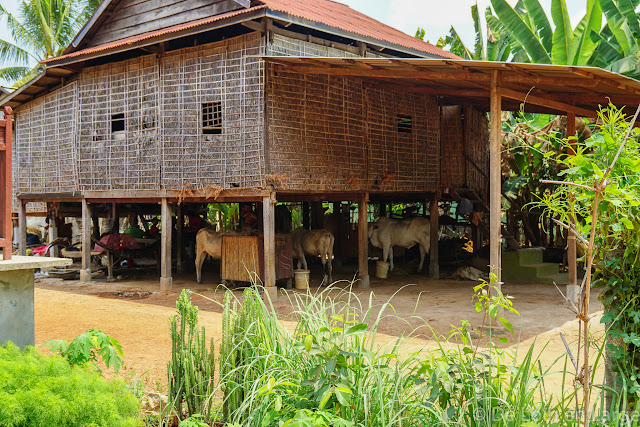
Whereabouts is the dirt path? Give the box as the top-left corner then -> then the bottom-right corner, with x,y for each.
34,270 -> 605,396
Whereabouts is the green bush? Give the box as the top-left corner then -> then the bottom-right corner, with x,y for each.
0,342 -> 141,426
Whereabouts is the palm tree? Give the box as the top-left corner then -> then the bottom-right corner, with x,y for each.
0,0 -> 100,86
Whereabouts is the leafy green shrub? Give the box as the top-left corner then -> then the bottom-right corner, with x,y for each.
45,328 -> 124,374
0,342 -> 140,426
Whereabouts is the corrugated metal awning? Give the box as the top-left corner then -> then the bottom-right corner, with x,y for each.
262,56 -> 640,116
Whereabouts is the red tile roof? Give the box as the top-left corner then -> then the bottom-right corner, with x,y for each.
259,0 -> 458,59
43,0 -> 457,64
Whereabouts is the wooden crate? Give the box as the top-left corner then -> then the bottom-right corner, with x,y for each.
221,235 -> 293,283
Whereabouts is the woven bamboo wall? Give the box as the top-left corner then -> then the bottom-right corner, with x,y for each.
464,106 -> 489,201
440,105 -> 465,188
14,83 -> 78,194
161,33 -> 265,190
13,32 -> 265,197
78,55 -> 160,190
266,68 -> 440,193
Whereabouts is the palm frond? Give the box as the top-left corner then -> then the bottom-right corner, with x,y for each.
0,65 -> 34,83
0,39 -> 36,66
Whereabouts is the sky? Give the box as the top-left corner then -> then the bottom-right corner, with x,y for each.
0,0 -> 587,83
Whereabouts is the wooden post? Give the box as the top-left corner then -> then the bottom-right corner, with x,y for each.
160,198 -> 172,292
18,200 -> 26,256
332,202 -> 342,267
92,215 -> 100,241
429,193 -> 440,278
176,204 -> 183,273
0,107 -> 12,260
490,70 -> 503,291
263,193 -> 277,300
111,203 -> 118,233
48,209 -> 59,257
302,202 -> 310,229
566,111 -> 580,304
80,199 -> 91,282
358,194 -> 369,288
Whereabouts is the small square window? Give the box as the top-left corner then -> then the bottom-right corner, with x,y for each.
202,102 -> 222,135
397,114 -> 412,133
111,113 -> 125,133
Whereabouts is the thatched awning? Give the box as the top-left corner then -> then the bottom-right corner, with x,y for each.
262,56 -> 640,117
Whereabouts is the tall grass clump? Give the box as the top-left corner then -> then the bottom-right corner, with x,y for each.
168,289 -> 216,421
212,278 -> 579,426
0,342 -> 140,426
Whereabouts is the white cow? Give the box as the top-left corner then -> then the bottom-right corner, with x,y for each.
195,228 -> 234,284
368,216 -> 431,272
291,227 -> 335,284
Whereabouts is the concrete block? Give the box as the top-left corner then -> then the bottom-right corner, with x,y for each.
0,269 -> 34,348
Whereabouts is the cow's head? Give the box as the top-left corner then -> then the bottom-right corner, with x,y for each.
368,221 -> 381,247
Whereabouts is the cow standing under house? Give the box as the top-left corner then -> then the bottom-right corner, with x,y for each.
195,228 -> 232,284
368,217 -> 431,272
291,227 -> 335,284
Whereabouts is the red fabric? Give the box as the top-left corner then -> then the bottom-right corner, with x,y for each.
93,233 -> 142,253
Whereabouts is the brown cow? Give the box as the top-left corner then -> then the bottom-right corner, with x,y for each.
291,227 -> 335,284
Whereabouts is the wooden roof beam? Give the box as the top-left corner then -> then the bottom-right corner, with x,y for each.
390,59 -> 424,71
272,63 -> 601,87
500,87 -> 596,117
299,58 -> 335,67
569,67 -> 640,95
343,58 -> 375,69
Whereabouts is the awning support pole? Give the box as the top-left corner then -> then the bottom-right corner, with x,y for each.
490,70 -> 503,291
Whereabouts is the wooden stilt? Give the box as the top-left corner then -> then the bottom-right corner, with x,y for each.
48,207 -> 59,257
429,193 -> 440,278
332,202 -> 342,267
160,198 -> 172,292
92,215 -> 100,241
490,70 -> 503,291
176,204 -> 183,273
263,193 -> 277,300
18,200 -> 26,256
358,194 -> 369,288
80,199 -> 91,282
111,203 -> 118,234
302,202 -> 310,229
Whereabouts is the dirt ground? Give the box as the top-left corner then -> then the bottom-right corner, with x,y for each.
34,260 -> 605,397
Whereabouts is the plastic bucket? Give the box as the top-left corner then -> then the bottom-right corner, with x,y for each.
294,269 -> 310,290
375,261 -> 390,279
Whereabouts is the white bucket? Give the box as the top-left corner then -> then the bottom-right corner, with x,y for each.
294,269 -> 310,290
375,261 -> 390,279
